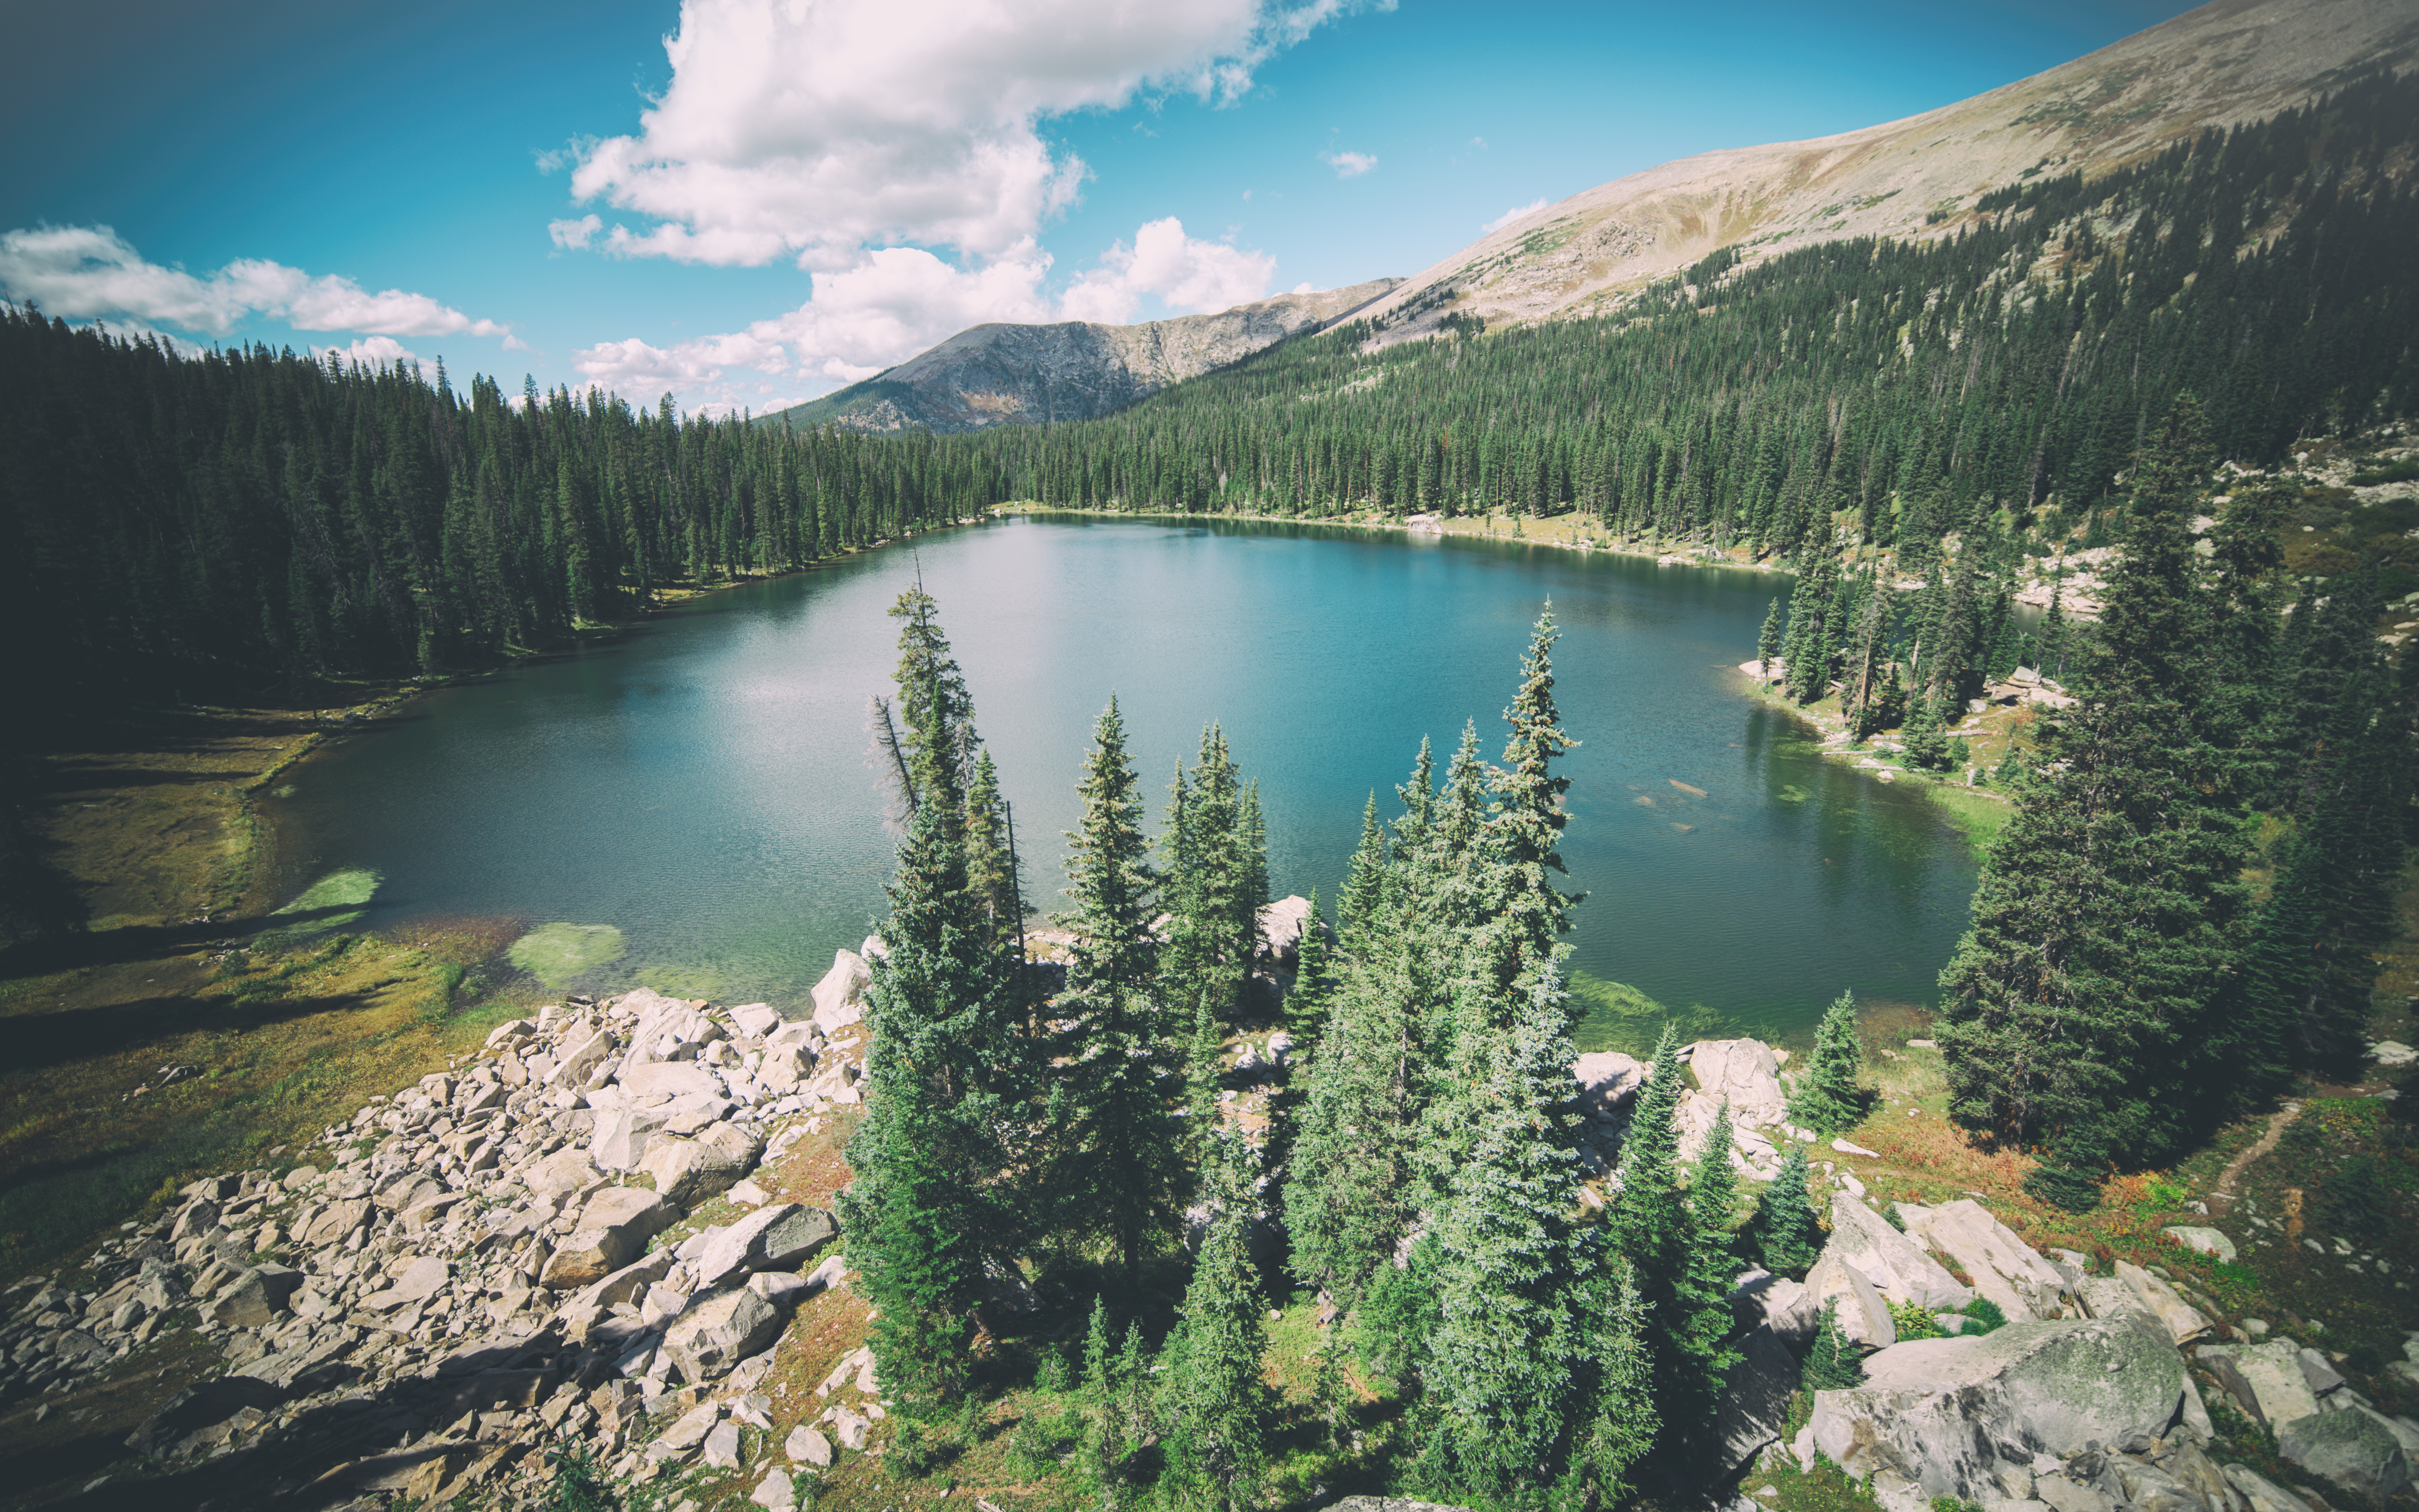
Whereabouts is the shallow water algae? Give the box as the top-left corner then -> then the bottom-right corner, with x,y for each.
273,868 -> 381,934
509,923 -> 627,988
637,962 -> 728,1001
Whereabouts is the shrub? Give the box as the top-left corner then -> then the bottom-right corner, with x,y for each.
2024,1162 -> 2102,1212
2329,1155 -> 2392,1240
1960,1297 -> 2008,1334
1890,1299 -> 1944,1340
1803,1298 -> 1865,1389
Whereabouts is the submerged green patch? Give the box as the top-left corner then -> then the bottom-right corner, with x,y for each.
271,868 -> 381,934
637,962 -> 727,1001
509,923 -> 627,988
1570,971 -> 1731,1054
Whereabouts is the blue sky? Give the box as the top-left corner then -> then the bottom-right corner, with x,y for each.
3,0 -> 2193,415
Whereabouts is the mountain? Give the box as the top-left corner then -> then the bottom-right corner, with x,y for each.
1356,0 -> 2419,343
763,279 -> 1400,434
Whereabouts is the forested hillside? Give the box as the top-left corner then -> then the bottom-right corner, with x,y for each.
4,71 -> 2413,696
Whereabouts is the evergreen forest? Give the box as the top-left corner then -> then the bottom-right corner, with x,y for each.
5,70 -> 2415,702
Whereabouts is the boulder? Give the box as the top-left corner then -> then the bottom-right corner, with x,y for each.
695,1204 -> 840,1285
548,1027 -> 614,1088
639,1122 -> 763,1207
1828,1191 -> 1971,1311
2226,1464 -> 2319,1512
621,1062 -> 725,1100
524,1148 -> 601,1197
363,1255 -> 450,1311
730,1003 -> 784,1039
1255,895 -> 1320,967
810,951 -> 871,1035
589,1106 -> 668,1171
1805,1250 -> 1897,1351
1713,1323 -> 1802,1476
581,1185 -> 676,1242
1690,1038 -> 1790,1127
752,1468 -> 798,1510
786,1425 -> 834,1467
1810,1313 -> 2191,1501
574,1250 -> 677,1310
2197,1341 -> 2321,1428
2111,1261 -> 2211,1345
657,1401 -> 721,1451
704,1419 -> 743,1469
2279,1403 -> 2415,1499
299,1197 -> 370,1247
1733,1270 -> 1818,1348
663,1286 -> 782,1383
209,1264 -> 302,1328
1922,1200 -> 2068,1321
373,1171 -> 444,1214
2161,1226 -> 2236,1263
757,1044 -> 812,1094
540,1227 -> 640,1290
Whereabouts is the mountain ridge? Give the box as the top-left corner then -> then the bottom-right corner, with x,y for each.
763,278 -> 1400,435
1355,0 -> 2419,343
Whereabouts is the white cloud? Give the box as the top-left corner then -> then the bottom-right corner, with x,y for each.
314,336 -> 431,370
1321,149 -> 1377,178
557,0 -> 1369,270
574,215 -> 1273,414
0,225 -> 516,343
549,214 -> 603,251
1061,217 -> 1274,323
1483,198 -> 1548,233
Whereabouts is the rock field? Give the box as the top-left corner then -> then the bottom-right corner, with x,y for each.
6,914 -> 2414,1511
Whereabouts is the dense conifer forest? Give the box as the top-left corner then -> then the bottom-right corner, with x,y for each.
5,71 -> 2412,700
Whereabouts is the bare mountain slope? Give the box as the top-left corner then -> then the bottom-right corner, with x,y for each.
767,279 -> 1399,434
1357,0 -> 2419,344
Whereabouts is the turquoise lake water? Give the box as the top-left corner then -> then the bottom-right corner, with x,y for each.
267,515 -> 1982,1050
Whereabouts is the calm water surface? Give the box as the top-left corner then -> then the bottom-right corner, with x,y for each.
269,516 -> 1981,1048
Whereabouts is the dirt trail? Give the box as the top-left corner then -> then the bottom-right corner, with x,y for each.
2209,1102 -> 2302,1212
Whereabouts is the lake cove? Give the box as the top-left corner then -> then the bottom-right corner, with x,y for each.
266,516 -> 1981,1050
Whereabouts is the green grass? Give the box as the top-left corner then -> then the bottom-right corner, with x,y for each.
270,866 -> 381,934
509,922 -> 628,987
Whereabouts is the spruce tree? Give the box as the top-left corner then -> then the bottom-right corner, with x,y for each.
1161,728 -> 1258,1022
1418,967 -> 1591,1496
1757,596 -> 1784,678
1936,396 -> 2253,1183
842,590 -> 1028,1413
1668,1108 -> 1745,1440
1056,696 -> 1186,1284
1337,792 -> 1388,951
1284,886 -> 1337,1049
1159,1143 -> 1272,1512
1802,1298 -> 1864,1390
1789,989 -> 1865,1134
1752,1139 -> 1822,1277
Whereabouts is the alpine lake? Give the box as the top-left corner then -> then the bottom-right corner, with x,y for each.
261,514 -> 1985,1053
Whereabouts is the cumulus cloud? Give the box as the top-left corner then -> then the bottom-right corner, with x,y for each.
1321,149 -> 1377,179
556,0 -> 1369,269
1483,198 -> 1548,233
1061,217 -> 1274,323
549,214 -> 603,251
575,216 -> 1273,415
314,335 -> 432,371
0,225 -> 516,343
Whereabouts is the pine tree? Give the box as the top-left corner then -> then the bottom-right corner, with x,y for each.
841,590 -> 1028,1413
1161,728 -> 1258,1023
1159,1143 -> 1272,1512
1802,1298 -> 1864,1390
1936,396 -> 2253,1184
1056,696 -> 1187,1284
1284,887 -> 1337,1049
1418,967 -> 1591,1496
1900,690 -> 1950,771
1757,596 -> 1784,679
1752,1139 -> 1822,1278
1789,989 -> 1865,1133
1337,792 -> 1388,951
1668,1107 -> 1745,1441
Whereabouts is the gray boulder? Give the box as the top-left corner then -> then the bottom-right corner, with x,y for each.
1571,1051 -> 1647,1121
810,950 -> 871,1035
696,1204 -> 839,1285
2196,1341 -> 2320,1428
663,1286 -> 782,1383
2111,1261 -> 2210,1345
2279,1403 -> 2416,1499
1810,1313 -> 2191,1501
640,1122 -> 764,1206
1689,1038 -> 1790,1127
590,1105 -> 667,1171
1921,1199 -> 2068,1321
1828,1191 -> 1970,1311
1805,1250 -> 1896,1351
1713,1323 -> 1801,1476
